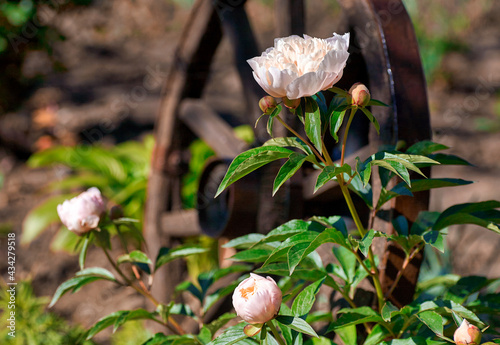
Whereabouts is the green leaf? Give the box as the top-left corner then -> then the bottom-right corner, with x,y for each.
155,245 -> 209,270
223,233 -> 266,249
427,153 -> 472,166
215,146 -> 295,197
251,219 -> 317,247
304,98 -> 323,155
273,153 -> 308,196
21,193 -> 75,244
263,232 -> 321,267
264,137 -> 313,156
335,325 -> 357,345
367,99 -> 389,107
292,278 -> 325,317
275,315 -> 318,337
314,164 -> 352,193
76,267 -> 117,281
329,108 -> 347,142
49,275 -> 104,308
207,323 -> 249,345
433,200 -> 500,234
79,236 -> 91,270
255,263 -> 336,289
288,228 -> 347,274
360,107 -> 380,134
381,301 -> 399,322
379,178 -> 474,207
231,246 -> 275,263
118,250 -> 153,265
358,229 -> 375,256
332,246 -> 357,284
363,324 -> 391,345
87,309 -> 159,340
327,307 -> 383,332
205,312 -> 237,337
267,105 -> 283,137
406,141 -> 449,155
416,310 -> 444,336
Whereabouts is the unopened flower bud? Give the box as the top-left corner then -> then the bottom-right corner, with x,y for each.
454,320 -> 482,345
283,96 -> 301,109
232,273 -> 282,324
57,187 -> 106,236
259,96 -> 277,114
109,205 -> 124,220
349,82 -> 371,107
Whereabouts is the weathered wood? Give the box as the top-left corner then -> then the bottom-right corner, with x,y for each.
179,99 -> 249,159
338,0 -> 431,307
145,0 -> 223,308
161,209 -> 201,237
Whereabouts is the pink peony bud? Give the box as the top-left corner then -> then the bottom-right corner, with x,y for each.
454,319 -> 482,345
232,273 -> 282,324
57,187 -> 106,236
259,96 -> 277,114
349,82 -> 371,107
283,96 -> 301,109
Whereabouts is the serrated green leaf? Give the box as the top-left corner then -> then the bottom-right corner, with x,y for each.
215,146 -> 295,197
292,278 -> 325,317
273,153 -> 308,196
304,98 -> 323,155
275,315 -> 318,337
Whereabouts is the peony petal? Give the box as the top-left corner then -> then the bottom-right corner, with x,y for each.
285,71 -> 326,99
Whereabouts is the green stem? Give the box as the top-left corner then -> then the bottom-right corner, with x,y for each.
102,247 -> 185,335
340,107 -> 356,167
267,321 -> 286,345
276,116 -> 327,166
336,106 -> 385,312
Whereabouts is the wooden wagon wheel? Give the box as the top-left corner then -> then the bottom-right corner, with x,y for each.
144,0 -> 431,314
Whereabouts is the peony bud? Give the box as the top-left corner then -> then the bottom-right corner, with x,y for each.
259,96 -> 277,114
283,96 -> 301,109
57,187 -> 106,236
349,82 -> 371,107
232,273 -> 282,324
454,319 -> 482,345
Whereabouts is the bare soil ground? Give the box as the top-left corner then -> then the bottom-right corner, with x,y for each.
0,0 -> 499,343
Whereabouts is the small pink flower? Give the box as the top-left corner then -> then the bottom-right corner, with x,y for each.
349,82 -> 371,106
454,319 -> 482,345
232,273 -> 282,324
57,187 -> 106,236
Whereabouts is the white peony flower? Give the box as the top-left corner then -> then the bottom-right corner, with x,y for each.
57,187 -> 106,236
232,273 -> 282,324
247,33 -> 350,100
